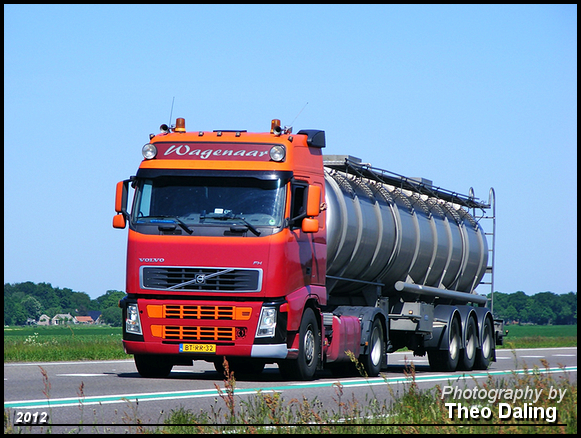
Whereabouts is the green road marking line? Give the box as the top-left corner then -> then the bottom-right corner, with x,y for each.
4,366 -> 576,410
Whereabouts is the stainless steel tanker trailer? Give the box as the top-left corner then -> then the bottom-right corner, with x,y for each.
320,155 -> 503,375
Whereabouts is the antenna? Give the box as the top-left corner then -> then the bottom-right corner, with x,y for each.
289,102 -> 308,128
168,97 -> 175,127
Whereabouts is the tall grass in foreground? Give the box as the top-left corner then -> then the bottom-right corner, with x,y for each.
3,356 -> 576,434
159,358 -> 576,434
2,325 -> 577,433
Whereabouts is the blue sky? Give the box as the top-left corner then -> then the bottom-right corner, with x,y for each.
4,4 -> 577,300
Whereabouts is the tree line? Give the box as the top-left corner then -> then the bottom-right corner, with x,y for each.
4,282 -> 124,327
490,291 -> 576,325
3,282 -> 577,327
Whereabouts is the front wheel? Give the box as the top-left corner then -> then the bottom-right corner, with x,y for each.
134,354 -> 173,378
279,307 -> 320,380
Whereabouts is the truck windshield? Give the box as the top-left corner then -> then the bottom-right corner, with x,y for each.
131,176 -> 287,232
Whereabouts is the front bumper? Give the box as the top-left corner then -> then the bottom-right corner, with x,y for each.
121,295 -> 288,359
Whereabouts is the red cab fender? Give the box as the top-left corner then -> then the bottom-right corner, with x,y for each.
280,285 -> 326,332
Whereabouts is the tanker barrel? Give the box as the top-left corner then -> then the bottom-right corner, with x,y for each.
324,156 -> 489,299
394,281 -> 488,305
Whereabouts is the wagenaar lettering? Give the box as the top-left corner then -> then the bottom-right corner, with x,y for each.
164,144 -> 269,159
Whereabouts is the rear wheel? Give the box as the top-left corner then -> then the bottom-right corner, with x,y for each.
474,317 -> 494,370
134,354 -> 173,378
428,317 -> 460,372
458,317 -> 477,371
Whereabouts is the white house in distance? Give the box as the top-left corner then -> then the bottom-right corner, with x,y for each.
51,313 -> 76,325
37,314 -> 51,326
32,312 -> 103,326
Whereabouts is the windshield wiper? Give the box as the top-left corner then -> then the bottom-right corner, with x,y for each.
147,215 -> 193,235
200,212 -> 261,237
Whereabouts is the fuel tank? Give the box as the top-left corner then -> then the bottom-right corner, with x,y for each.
324,164 -> 488,297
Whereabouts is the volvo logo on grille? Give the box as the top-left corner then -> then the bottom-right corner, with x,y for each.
156,267 -> 249,292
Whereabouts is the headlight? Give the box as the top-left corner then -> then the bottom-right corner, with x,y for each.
256,307 -> 277,337
126,303 -> 142,335
269,145 -> 286,162
142,143 -> 157,160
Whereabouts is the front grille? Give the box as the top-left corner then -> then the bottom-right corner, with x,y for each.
141,266 -> 262,292
157,325 -> 236,341
148,304 -> 252,320
165,305 -> 234,319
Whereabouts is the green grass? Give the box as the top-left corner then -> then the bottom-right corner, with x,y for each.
502,324 -> 576,338
499,324 -> 577,349
3,325 -> 124,362
3,325 -> 122,337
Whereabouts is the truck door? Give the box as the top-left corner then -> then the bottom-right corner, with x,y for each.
290,181 -> 312,285
289,180 -> 325,286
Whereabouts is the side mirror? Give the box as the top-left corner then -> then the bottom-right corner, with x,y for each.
301,217 -> 319,233
115,181 -> 127,213
113,214 -> 126,229
306,185 -> 321,217
113,180 -> 129,229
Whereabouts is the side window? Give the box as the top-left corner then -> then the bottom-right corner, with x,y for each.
133,179 -> 152,219
290,182 -> 308,228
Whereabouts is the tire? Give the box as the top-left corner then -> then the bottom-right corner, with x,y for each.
213,360 -> 223,375
277,359 -> 297,379
361,318 -> 385,377
428,316 -> 460,372
458,316 -> 477,371
134,354 -> 173,378
474,317 -> 494,370
279,307 -> 320,380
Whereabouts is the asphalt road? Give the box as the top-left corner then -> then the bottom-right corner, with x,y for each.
4,347 -> 577,432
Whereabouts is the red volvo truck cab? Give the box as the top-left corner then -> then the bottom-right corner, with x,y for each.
114,118 -> 329,379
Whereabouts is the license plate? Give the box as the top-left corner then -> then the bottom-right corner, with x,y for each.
179,343 -> 216,353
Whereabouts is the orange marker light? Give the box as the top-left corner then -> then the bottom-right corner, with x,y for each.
175,118 -> 186,132
270,119 -> 281,134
